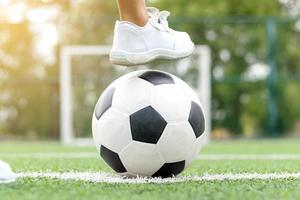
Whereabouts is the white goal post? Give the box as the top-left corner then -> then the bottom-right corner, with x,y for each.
60,45 -> 211,145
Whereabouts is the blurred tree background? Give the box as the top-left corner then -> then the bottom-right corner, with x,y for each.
0,0 -> 300,140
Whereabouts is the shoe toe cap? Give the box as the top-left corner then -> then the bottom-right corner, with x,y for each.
174,32 -> 194,51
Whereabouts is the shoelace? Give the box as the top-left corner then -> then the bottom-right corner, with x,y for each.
147,7 -> 172,32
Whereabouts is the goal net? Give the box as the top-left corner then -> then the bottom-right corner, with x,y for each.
60,45 -> 211,145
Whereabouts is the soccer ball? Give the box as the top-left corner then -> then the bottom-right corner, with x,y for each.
92,70 -> 205,178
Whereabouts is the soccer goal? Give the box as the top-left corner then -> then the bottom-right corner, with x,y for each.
60,45 -> 211,145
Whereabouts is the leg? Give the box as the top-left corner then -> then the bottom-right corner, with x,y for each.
117,0 -> 149,26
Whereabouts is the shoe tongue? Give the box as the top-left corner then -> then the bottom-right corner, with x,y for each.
158,10 -> 170,21
146,7 -> 171,32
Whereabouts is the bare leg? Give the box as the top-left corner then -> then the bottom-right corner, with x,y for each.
117,0 -> 149,26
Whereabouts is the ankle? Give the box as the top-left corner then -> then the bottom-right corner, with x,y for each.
120,12 -> 149,27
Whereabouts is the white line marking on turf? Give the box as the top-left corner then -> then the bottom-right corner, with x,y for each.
0,153 -> 97,158
197,154 -> 300,160
16,172 -> 300,184
0,178 -> 16,184
2,153 -> 300,160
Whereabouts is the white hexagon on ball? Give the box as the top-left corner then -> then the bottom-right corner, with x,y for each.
119,141 -> 164,177
173,76 -> 202,105
93,108 -> 132,153
112,77 -> 153,115
185,135 -> 204,168
157,122 -> 196,163
151,84 -> 191,123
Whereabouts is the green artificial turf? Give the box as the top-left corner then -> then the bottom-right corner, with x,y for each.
2,178 -> 300,200
1,139 -> 300,200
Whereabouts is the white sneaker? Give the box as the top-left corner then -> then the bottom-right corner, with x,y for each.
110,7 -> 195,66
0,160 -> 15,184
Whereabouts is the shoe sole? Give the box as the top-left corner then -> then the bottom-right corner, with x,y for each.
109,46 -> 195,66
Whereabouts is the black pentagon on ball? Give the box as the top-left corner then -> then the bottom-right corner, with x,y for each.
94,87 -> 115,120
152,160 -> 185,178
100,145 -> 127,173
188,101 -> 205,138
138,71 -> 175,85
130,106 -> 167,144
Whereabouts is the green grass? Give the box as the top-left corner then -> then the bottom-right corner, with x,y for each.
1,139 -> 300,200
